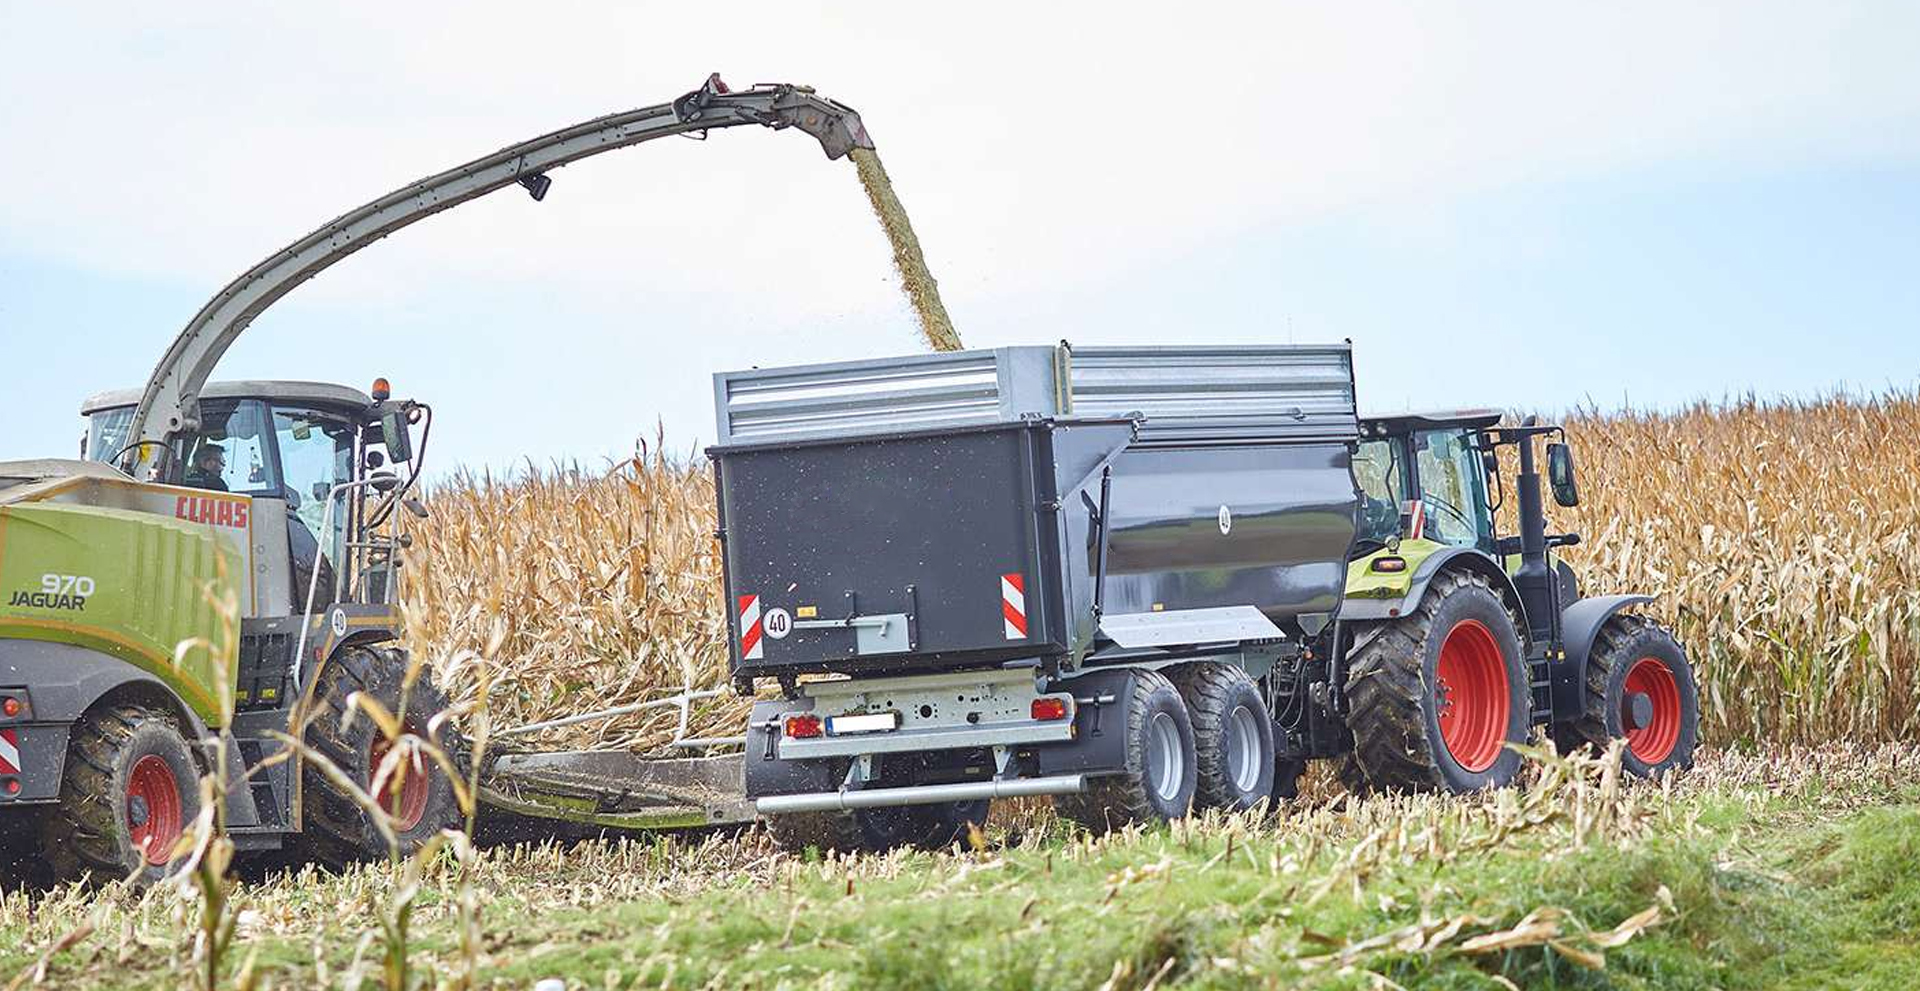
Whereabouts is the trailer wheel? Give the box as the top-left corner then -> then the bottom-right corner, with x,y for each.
1571,615 -> 1699,777
1054,670 -> 1195,831
43,704 -> 202,887
1345,569 -> 1530,793
1170,663 -> 1275,811
297,646 -> 461,867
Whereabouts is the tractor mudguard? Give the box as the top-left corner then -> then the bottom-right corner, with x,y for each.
0,639 -> 210,804
1339,548 -> 1526,628
1550,595 -> 1656,721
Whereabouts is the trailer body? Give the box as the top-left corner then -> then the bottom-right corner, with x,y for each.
708,344 -> 1360,812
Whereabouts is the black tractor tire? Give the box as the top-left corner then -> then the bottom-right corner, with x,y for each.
1345,569 -> 1531,794
297,646 -> 462,868
1169,663 -> 1276,812
1054,670 -> 1196,832
42,704 -> 202,887
1570,614 -> 1700,778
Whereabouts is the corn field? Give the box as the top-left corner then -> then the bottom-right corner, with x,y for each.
403,395 -> 1920,751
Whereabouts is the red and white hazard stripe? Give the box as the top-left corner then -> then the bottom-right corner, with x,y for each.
1001,573 -> 1028,640
738,594 -> 765,660
0,729 -> 18,776
1403,499 -> 1426,542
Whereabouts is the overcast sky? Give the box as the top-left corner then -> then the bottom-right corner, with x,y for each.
2,2 -> 1916,471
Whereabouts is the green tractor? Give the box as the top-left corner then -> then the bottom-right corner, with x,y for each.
0,379 -> 461,885
1330,410 -> 1700,793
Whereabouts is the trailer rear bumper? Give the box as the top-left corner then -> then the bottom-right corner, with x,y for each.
755,773 -> 1086,814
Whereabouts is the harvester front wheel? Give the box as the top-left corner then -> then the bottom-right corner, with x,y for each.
1170,663 -> 1275,812
1054,670 -> 1196,832
43,704 -> 202,887
297,646 -> 461,868
1345,570 -> 1530,793
1571,614 -> 1699,777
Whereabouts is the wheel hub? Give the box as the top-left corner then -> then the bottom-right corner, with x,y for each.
1624,691 -> 1654,731
1621,657 -> 1682,763
125,754 -> 184,867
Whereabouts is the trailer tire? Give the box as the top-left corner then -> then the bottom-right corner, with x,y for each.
43,704 -> 202,887
1345,569 -> 1530,794
766,799 -> 989,855
1570,614 -> 1699,778
296,646 -> 461,868
1054,670 -> 1195,831
1170,663 -> 1275,812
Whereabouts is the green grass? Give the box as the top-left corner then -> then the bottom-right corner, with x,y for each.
4,745 -> 1917,990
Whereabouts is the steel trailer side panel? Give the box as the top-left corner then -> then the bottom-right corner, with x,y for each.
1099,442 -> 1360,628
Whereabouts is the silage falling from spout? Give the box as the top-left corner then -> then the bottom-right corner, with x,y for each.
849,147 -> 963,352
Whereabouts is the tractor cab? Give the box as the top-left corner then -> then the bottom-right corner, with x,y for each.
1349,409 -> 1504,568
79,379 -> 426,618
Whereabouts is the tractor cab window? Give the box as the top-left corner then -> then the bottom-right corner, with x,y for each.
174,401 -> 275,495
1413,429 -> 1491,550
273,407 -> 355,609
1352,437 -> 1410,552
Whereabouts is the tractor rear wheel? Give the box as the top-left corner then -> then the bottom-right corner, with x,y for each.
1170,663 -> 1275,812
43,704 -> 201,887
1345,570 -> 1530,793
296,646 -> 461,867
1571,614 -> 1699,777
1055,670 -> 1196,832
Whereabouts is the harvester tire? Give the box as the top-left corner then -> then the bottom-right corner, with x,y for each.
1170,663 -> 1275,812
296,646 -> 461,868
1570,614 -> 1699,777
1345,570 -> 1530,793
1055,670 -> 1195,832
43,704 -> 202,887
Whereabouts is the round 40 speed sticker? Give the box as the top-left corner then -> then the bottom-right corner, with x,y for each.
763,607 -> 793,640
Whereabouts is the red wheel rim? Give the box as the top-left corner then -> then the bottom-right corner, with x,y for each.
1622,657 -> 1682,764
1435,618 -> 1511,773
370,730 -> 431,832
127,755 -> 184,866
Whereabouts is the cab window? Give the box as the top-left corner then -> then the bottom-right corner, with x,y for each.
1352,437 -> 1410,551
273,407 -> 356,605
175,401 -> 275,495
1412,429 -> 1491,549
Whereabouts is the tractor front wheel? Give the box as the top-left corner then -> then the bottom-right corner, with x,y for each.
1345,570 -> 1531,793
1571,614 -> 1699,777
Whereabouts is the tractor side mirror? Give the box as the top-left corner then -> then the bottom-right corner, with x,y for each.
380,408 -> 413,464
1546,442 -> 1580,507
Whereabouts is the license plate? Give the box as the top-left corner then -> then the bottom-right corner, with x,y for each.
826,711 -> 899,735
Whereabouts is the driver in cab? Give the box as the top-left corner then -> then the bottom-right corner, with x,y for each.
184,442 -> 229,491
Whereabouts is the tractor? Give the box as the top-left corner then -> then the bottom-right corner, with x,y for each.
1333,410 -> 1700,792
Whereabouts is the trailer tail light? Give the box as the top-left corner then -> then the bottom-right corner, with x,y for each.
1371,556 -> 1407,573
783,714 -> 824,739
0,697 -> 18,718
1031,697 -> 1069,721
1,779 -> 16,796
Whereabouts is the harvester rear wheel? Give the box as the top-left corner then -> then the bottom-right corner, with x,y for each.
43,704 -> 201,887
1054,670 -> 1196,832
1170,663 -> 1275,812
1571,614 -> 1699,777
1345,570 -> 1530,793
296,646 -> 461,868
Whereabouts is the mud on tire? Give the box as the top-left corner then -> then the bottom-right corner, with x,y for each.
1345,569 -> 1530,794
42,704 -> 202,887
296,646 -> 461,867
1054,669 -> 1196,832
